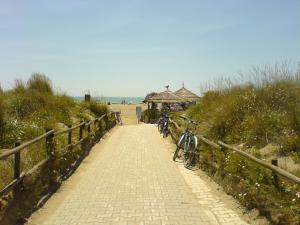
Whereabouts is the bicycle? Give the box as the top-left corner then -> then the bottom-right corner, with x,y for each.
157,113 -> 169,137
173,115 -> 198,168
156,116 -> 164,133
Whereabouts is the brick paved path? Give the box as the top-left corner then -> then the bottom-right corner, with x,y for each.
27,124 -> 248,225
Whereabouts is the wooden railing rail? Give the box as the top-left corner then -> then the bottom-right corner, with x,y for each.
169,118 -> 181,130
169,119 -> 300,185
0,130 -> 55,160
0,112 -> 116,198
54,122 -> 85,137
218,141 -> 300,185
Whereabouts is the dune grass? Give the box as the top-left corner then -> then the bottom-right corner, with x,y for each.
179,63 -> 300,224
0,74 -> 109,190
189,64 -> 300,153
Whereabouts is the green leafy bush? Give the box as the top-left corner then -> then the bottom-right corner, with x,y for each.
142,108 -> 160,123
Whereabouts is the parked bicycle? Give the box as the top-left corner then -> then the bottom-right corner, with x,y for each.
173,115 -> 198,168
157,113 -> 169,138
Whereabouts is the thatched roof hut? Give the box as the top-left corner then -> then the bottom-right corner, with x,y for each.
174,85 -> 200,102
148,88 -> 185,103
143,92 -> 158,103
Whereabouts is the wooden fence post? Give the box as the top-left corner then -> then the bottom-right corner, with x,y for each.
272,159 -> 280,190
79,122 -> 84,140
104,114 -> 109,130
94,120 -> 98,132
45,129 -> 57,189
98,119 -> 103,137
68,125 -> 72,148
46,129 -> 54,157
113,112 -> 117,126
14,141 -> 21,179
87,122 -> 91,134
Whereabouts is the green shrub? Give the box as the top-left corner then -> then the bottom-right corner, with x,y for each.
142,108 -> 160,123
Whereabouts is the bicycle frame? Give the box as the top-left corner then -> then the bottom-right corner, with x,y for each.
157,113 -> 169,137
177,130 -> 198,153
173,116 -> 199,167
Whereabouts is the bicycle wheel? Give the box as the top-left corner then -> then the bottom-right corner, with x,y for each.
173,134 -> 185,161
159,122 -> 164,134
164,121 -> 169,138
184,136 -> 197,168
163,127 -> 169,138
158,121 -> 162,133
173,146 -> 181,161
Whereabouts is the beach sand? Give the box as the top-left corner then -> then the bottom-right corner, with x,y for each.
109,103 -> 147,125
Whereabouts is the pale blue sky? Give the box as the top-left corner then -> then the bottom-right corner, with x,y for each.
0,0 -> 299,96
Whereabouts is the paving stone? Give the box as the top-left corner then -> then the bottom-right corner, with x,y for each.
27,125 -> 248,225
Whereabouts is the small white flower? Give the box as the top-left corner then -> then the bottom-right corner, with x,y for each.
292,199 -> 296,202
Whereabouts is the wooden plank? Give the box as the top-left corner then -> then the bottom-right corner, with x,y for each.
54,122 -> 84,136
85,120 -> 93,126
73,138 -> 84,147
179,115 -> 198,124
79,123 -> 84,141
54,115 -> 104,137
99,114 -> 106,121
24,158 -> 49,177
0,158 -> 49,197
68,125 -> 72,145
0,176 -> 23,197
169,119 -> 180,130
14,142 -> 21,179
198,135 -> 222,150
218,141 -> 300,185
0,130 -> 54,160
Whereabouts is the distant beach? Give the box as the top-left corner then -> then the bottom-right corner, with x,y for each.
72,96 -> 144,104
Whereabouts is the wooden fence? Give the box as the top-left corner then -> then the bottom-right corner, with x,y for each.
0,112 -> 116,198
168,118 -> 300,185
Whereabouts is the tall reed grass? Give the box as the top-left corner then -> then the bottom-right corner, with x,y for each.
183,63 -> 300,224
189,63 -> 300,153
0,73 -> 108,189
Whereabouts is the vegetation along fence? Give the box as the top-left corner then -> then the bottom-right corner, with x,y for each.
169,118 -> 300,186
0,112 -> 117,198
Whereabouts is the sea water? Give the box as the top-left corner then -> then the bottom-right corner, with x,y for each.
73,96 -> 144,104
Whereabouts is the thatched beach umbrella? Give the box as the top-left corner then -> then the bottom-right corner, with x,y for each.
143,92 -> 159,109
148,88 -> 185,103
174,84 -> 200,102
143,92 -> 158,103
